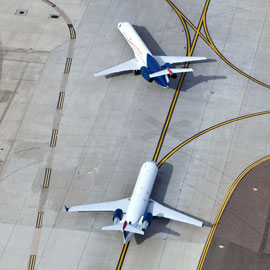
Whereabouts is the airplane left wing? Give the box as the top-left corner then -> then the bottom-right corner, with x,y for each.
148,200 -> 203,227
65,198 -> 130,213
94,58 -> 140,76
154,55 -> 207,66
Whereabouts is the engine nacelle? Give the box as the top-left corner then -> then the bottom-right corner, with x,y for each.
140,66 -> 153,82
164,62 -> 177,79
142,212 -> 153,231
113,208 -> 123,224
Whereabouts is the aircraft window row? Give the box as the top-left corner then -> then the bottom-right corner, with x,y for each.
122,32 -> 145,65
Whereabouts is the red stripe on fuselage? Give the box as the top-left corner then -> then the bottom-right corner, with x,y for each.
128,39 -> 143,56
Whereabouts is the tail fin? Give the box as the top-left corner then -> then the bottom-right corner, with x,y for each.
102,223 -> 144,235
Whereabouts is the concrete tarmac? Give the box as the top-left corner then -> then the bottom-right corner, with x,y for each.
0,0 -> 270,269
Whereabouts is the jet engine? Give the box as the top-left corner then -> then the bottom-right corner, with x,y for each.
113,208 -> 123,224
140,67 -> 153,82
164,63 -> 177,79
142,212 -> 152,231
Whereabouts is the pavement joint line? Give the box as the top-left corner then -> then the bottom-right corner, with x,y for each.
197,156 -> 270,270
50,129 -> 58,147
36,212 -> 44,228
158,110 -> 270,167
28,255 -> 36,270
43,168 -> 52,188
57,92 -> 65,109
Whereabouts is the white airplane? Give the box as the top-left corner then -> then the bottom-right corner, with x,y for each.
65,161 -> 203,243
94,22 -> 206,88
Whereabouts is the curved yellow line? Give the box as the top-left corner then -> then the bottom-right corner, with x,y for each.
197,155 -> 270,269
158,110 -> 270,167
153,0 -> 210,162
202,18 -> 270,89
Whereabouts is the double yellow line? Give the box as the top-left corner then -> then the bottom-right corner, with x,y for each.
64,58 -> 72,73
197,155 -> 270,269
36,212 -> 44,228
43,168 -> 52,188
28,255 -> 36,270
153,0 -> 211,162
57,92 -> 65,110
68,24 -> 76,39
50,129 -> 58,147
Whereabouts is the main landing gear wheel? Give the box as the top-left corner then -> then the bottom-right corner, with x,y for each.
134,70 -> 140,75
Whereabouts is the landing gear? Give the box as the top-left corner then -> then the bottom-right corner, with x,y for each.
134,70 -> 140,75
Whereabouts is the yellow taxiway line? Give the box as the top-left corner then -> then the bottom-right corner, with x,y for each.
168,0 -> 270,88
158,110 -> 270,167
197,155 -> 270,269
36,212 -> 44,229
153,0 -> 211,162
115,243 -> 130,270
28,255 -> 36,270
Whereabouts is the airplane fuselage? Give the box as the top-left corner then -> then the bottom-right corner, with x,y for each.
126,161 -> 158,224
123,161 -> 158,242
118,22 -> 169,88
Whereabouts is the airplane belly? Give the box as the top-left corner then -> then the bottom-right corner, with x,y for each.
125,161 -> 158,224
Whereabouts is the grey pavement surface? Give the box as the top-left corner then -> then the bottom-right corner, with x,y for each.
0,0 -> 270,269
203,159 -> 270,270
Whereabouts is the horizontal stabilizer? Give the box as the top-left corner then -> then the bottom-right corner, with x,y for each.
148,200 -> 203,227
149,68 -> 193,78
65,198 -> 129,213
94,58 -> 140,76
154,55 -> 207,66
102,223 -> 144,235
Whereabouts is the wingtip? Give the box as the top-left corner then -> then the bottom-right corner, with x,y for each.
64,205 -> 69,212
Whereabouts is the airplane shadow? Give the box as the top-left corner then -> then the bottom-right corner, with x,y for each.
169,72 -> 226,91
135,162 -> 212,245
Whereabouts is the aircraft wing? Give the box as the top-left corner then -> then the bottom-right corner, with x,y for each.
154,56 -> 207,66
94,58 -> 140,76
65,198 -> 130,213
149,68 -> 193,78
148,200 -> 203,227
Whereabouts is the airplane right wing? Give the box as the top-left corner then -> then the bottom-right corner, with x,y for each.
148,200 -> 203,227
94,58 -> 140,76
154,56 -> 207,66
65,198 -> 130,213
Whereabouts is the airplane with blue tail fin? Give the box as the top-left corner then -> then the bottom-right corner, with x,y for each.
94,22 -> 207,88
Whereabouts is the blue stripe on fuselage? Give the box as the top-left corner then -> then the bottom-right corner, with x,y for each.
146,54 -> 168,88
